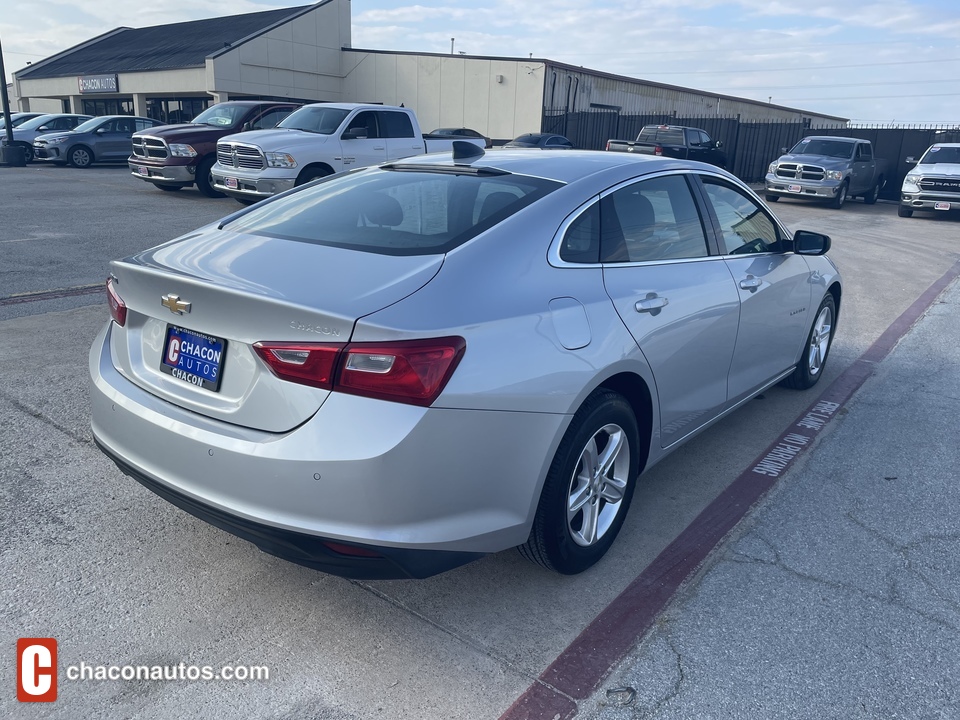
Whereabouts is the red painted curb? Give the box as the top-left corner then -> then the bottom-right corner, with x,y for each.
500,259 -> 960,720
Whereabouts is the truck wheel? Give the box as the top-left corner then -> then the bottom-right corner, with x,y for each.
830,181 -> 848,209
864,179 -> 881,205
196,156 -> 225,198
898,205 -> 913,218
765,195 -> 779,202
295,166 -> 332,186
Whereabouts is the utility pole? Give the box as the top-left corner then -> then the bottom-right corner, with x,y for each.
0,33 -> 27,166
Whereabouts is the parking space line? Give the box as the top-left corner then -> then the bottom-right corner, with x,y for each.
500,258 -> 960,720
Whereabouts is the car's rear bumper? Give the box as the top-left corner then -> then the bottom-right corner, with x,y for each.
95,438 -> 484,579
89,321 -> 562,578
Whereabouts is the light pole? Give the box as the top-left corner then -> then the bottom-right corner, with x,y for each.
0,33 -> 27,166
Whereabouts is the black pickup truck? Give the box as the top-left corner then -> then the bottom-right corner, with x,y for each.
606,125 -> 727,168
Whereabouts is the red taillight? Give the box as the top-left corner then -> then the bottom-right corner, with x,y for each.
252,336 -> 466,406
253,342 -> 343,389
106,277 -> 126,326
338,337 -> 466,407
322,541 -> 382,558
654,145 -> 663,156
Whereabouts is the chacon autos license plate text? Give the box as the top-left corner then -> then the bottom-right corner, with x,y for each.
160,325 -> 226,392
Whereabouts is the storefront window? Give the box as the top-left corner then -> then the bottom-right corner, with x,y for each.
81,99 -> 134,116
145,98 -> 211,124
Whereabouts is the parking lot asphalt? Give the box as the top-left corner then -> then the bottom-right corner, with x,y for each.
2,165 -> 959,719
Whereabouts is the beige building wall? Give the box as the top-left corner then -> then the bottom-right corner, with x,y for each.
342,51 -> 546,141
208,0 -> 350,102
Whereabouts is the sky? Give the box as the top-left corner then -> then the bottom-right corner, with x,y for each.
2,0 -> 958,124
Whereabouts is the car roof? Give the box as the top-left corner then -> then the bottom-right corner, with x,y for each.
389,148 -> 708,185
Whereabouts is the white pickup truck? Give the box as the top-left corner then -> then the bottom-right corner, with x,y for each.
211,103 -> 484,202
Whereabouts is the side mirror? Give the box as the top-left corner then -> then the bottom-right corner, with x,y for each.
794,230 -> 831,256
780,146 -> 788,154
242,121 -> 254,132
714,140 -> 723,149
905,156 -> 917,165
96,127 -> 108,134
341,128 -> 367,140
38,125 -> 51,132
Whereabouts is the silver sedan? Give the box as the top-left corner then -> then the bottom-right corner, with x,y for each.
90,147 -> 841,579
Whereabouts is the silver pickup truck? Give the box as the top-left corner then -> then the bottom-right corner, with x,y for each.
899,143 -> 960,218
765,136 -> 888,209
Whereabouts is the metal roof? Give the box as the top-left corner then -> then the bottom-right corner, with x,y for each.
18,6 -> 311,79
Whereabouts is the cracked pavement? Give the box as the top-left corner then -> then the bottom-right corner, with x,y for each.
580,278 -> 960,720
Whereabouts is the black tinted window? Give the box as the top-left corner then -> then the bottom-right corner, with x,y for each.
379,112 -> 415,138
560,202 -> 600,263
225,167 -> 561,256
600,175 -> 708,263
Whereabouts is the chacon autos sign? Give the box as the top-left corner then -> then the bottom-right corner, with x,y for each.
78,74 -> 118,94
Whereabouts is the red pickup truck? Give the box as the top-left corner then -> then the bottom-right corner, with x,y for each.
128,101 -> 299,197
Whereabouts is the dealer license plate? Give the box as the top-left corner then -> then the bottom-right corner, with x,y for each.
224,177 -> 238,189
788,184 -> 802,193
935,202 -> 951,211
160,325 -> 226,392
138,166 -> 149,176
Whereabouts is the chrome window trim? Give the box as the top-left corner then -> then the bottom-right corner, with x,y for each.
548,168 -> 724,269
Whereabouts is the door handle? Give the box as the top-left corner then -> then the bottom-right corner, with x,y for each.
739,275 -> 762,291
374,146 -> 385,150
635,294 -> 669,315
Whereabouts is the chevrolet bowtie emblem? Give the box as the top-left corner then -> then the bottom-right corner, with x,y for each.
161,294 -> 191,315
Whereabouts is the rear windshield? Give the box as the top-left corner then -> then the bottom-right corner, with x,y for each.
277,107 -> 350,134
790,139 -> 856,159
223,166 -> 563,255
919,146 -> 960,165
637,128 -> 684,145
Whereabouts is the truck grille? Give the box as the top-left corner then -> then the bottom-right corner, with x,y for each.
217,143 -> 265,170
918,177 -> 960,193
775,163 -> 825,181
132,136 -> 167,160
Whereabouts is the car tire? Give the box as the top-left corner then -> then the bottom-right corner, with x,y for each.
830,181 -> 848,209
20,143 -> 34,163
196,156 -> 225,198
68,146 -> 93,168
898,205 -> 913,218
765,195 -> 779,202
864,179 -> 881,205
154,184 -> 183,192
781,294 -> 836,390
519,389 -> 640,575
295,166 -> 333,186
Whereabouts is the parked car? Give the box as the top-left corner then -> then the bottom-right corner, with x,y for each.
428,127 -> 492,148
765,136 -> 888,209
0,112 -> 46,130
34,116 -> 165,167
7,114 -> 92,162
90,149 -> 840,579
129,101 -> 301,197
606,125 -> 726,168
503,133 -> 574,149
899,143 -> 960,218
211,103 -> 485,203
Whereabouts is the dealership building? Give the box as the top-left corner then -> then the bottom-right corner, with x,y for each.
12,0 -> 845,141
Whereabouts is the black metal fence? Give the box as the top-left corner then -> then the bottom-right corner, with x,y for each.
542,109 -> 960,200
